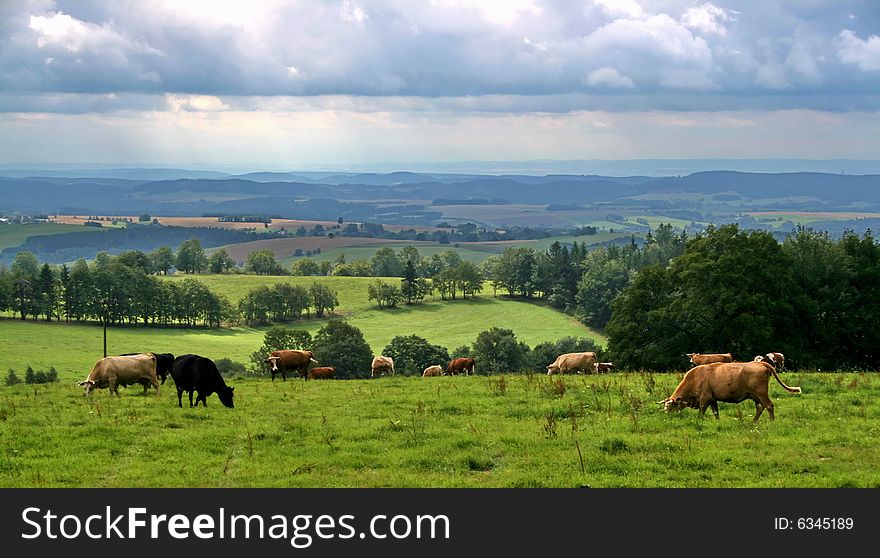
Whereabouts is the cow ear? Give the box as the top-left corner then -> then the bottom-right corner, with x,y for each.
674,396 -> 683,403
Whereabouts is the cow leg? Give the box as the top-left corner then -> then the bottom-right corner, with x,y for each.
109,377 -> 119,397
176,388 -> 183,408
142,381 -> 149,395
755,397 -> 774,421
188,391 -> 194,408
709,401 -> 720,419
271,371 -> 276,382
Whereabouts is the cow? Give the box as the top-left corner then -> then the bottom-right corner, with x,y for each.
547,352 -> 598,375
422,365 -> 444,377
371,356 -> 395,378
686,352 -> 734,365
446,357 -> 476,376
264,350 -> 318,381
597,362 -> 615,373
170,354 -> 234,408
755,352 -> 785,371
307,367 -> 335,380
120,352 -> 174,384
78,353 -> 159,396
660,361 -> 801,421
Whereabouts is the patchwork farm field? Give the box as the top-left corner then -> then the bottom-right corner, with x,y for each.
0,222 -> 100,250
1,372 -> 878,488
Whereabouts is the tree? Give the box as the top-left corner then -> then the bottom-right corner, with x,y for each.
575,251 -> 631,329
400,260 -> 431,304
471,327 -> 528,374
311,321 -> 373,379
176,239 -> 207,274
209,249 -> 236,274
117,250 -> 152,273
37,263 -> 57,321
249,327 -> 313,375
246,250 -> 285,275
371,247 -> 405,277
150,246 -> 175,275
291,258 -> 321,276
310,283 -> 339,318
382,335 -> 450,376
456,261 -> 484,298
367,280 -> 404,309
11,252 -> 39,319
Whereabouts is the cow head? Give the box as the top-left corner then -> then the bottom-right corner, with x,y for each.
218,386 -> 235,408
77,379 -> 97,396
265,356 -> 280,372
660,396 -> 685,413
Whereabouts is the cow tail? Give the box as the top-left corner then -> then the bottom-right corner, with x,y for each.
770,366 -> 801,393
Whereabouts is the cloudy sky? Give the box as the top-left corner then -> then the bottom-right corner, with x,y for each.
1,0 -> 879,170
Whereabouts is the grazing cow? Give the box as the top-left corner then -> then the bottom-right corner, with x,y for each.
120,352 -> 175,384
446,357 -> 476,376
686,352 -> 733,365
307,367 -> 335,380
660,361 -> 801,421
597,362 -> 615,373
264,350 -> 318,381
78,353 -> 159,396
371,356 -> 395,378
547,352 -> 598,375
422,365 -> 444,377
755,352 -> 785,371
171,354 -> 234,408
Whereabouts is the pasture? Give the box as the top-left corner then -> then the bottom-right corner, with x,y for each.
1,372 -> 878,488
0,222 -> 100,250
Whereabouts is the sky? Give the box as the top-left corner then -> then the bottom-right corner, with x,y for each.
1,0 -> 879,171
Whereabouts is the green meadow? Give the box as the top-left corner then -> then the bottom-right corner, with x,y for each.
1,372 -> 877,488
0,222 -> 98,250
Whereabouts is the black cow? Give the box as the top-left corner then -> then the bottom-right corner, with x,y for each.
120,352 -> 175,384
170,354 -> 234,408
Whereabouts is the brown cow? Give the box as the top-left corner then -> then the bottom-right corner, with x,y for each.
446,357 -> 475,376
597,362 -> 615,373
422,365 -> 444,377
686,352 -> 733,365
547,352 -> 597,375
661,361 -> 801,421
371,356 -> 395,378
264,350 -> 318,381
307,367 -> 335,380
755,352 -> 785,371
78,353 -> 160,396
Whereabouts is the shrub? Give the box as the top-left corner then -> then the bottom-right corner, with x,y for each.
311,321 -> 373,379
382,335 -> 450,376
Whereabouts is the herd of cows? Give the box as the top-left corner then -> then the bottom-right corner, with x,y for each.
73,347 -> 800,421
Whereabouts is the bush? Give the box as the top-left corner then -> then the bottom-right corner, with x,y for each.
311,321 -> 373,379
20,366 -> 59,384
472,328 -> 529,374
5,369 -> 21,386
215,358 -> 247,378
382,335 -> 450,376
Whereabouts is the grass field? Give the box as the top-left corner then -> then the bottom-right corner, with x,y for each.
0,222 -> 100,250
1,371 -> 877,488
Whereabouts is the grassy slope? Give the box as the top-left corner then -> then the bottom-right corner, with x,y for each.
1,372 -> 877,488
0,223 -> 99,250
0,285 -> 601,382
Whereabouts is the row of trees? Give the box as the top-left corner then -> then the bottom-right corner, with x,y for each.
0,252 -> 233,327
248,323 -> 602,379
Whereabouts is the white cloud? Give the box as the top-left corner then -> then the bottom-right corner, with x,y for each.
585,67 -> 634,89
681,3 -> 734,36
29,11 -> 159,55
340,1 -> 369,25
166,94 -> 230,112
836,29 -> 880,71
592,0 -> 643,20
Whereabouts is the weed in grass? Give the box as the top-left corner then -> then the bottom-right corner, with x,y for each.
641,371 -> 656,395
491,375 -> 508,396
543,377 -> 567,398
321,412 -> 338,451
406,401 -> 427,446
543,411 -> 558,439
567,403 -> 579,435
292,462 -> 317,475
574,440 -> 586,475
598,438 -> 628,455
